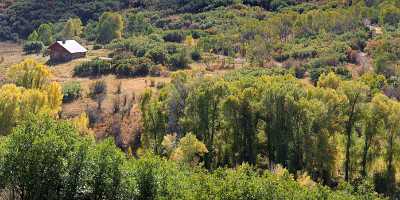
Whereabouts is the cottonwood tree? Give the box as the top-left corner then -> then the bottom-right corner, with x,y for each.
37,23 -> 54,46
257,75 -> 303,169
0,60 -> 62,135
140,89 -> 167,154
223,88 -> 257,166
27,30 -> 39,41
360,96 -> 384,177
182,78 -> 226,169
340,80 -> 369,181
97,12 -> 124,44
62,18 -> 83,39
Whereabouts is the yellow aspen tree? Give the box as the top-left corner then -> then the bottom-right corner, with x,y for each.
7,59 -> 51,89
0,84 -> 23,135
45,82 -> 63,115
72,113 -> 93,138
20,89 -> 49,116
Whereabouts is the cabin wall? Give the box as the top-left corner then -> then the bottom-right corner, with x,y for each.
49,43 -> 86,62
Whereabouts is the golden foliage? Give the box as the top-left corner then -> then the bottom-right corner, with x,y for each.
7,59 -> 51,89
161,133 -> 177,156
297,172 -> 316,188
72,113 -> 93,138
45,82 -> 63,114
170,133 -> 208,166
0,84 -> 23,134
184,35 -> 195,47
317,72 -> 341,89
20,89 -> 49,115
0,60 -> 62,135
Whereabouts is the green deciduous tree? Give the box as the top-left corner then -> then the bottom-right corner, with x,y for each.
379,4 -> 400,26
340,80 -> 369,181
182,78 -> 226,169
97,12 -> 124,44
62,18 -> 83,39
140,89 -> 168,154
37,23 -> 54,46
27,30 -> 39,41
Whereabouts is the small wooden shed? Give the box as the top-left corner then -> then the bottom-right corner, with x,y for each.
48,40 -> 87,62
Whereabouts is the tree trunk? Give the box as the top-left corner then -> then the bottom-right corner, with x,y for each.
387,131 -> 394,174
361,134 -> 371,177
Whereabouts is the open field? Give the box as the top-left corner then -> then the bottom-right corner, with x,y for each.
0,42 -> 46,80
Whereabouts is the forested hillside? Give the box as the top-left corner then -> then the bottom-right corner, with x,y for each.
1,0 -> 400,199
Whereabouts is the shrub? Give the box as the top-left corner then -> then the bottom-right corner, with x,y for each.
23,41 -> 44,54
380,5 -> 400,26
272,52 -> 290,62
167,49 -> 191,70
163,31 -> 186,43
89,79 -> 107,98
294,66 -> 306,79
191,30 -> 203,39
309,67 -> 329,84
74,59 -> 112,77
0,115 -> 126,199
146,46 -> 167,64
309,55 -> 340,68
191,49 -> 202,62
334,66 -> 352,80
114,57 -> 153,77
62,81 -> 81,102
291,48 -> 317,59
93,44 -> 103,50
149,65 -> 163,77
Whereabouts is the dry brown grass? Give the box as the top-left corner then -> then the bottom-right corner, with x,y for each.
0,42 -> 46,75
61,75 -> 171,117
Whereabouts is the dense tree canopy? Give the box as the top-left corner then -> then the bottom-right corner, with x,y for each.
139,69 -> 400,196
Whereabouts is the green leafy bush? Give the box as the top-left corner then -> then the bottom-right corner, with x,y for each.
93,44 -> 103,50
74,59 -> 112,77
0,115 -> 126,199
167,49 -> 191,70
163,31 -> 186,43
114,58 -> 152,77
62,81 -> 81,103
191,49 -> 202,61
291,48 -> 317,60
23,41 -> 44,54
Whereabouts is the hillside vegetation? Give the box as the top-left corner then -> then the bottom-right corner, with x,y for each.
0,0 -> 400,199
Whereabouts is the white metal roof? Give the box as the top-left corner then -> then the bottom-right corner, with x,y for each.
56,40 -> 87,53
